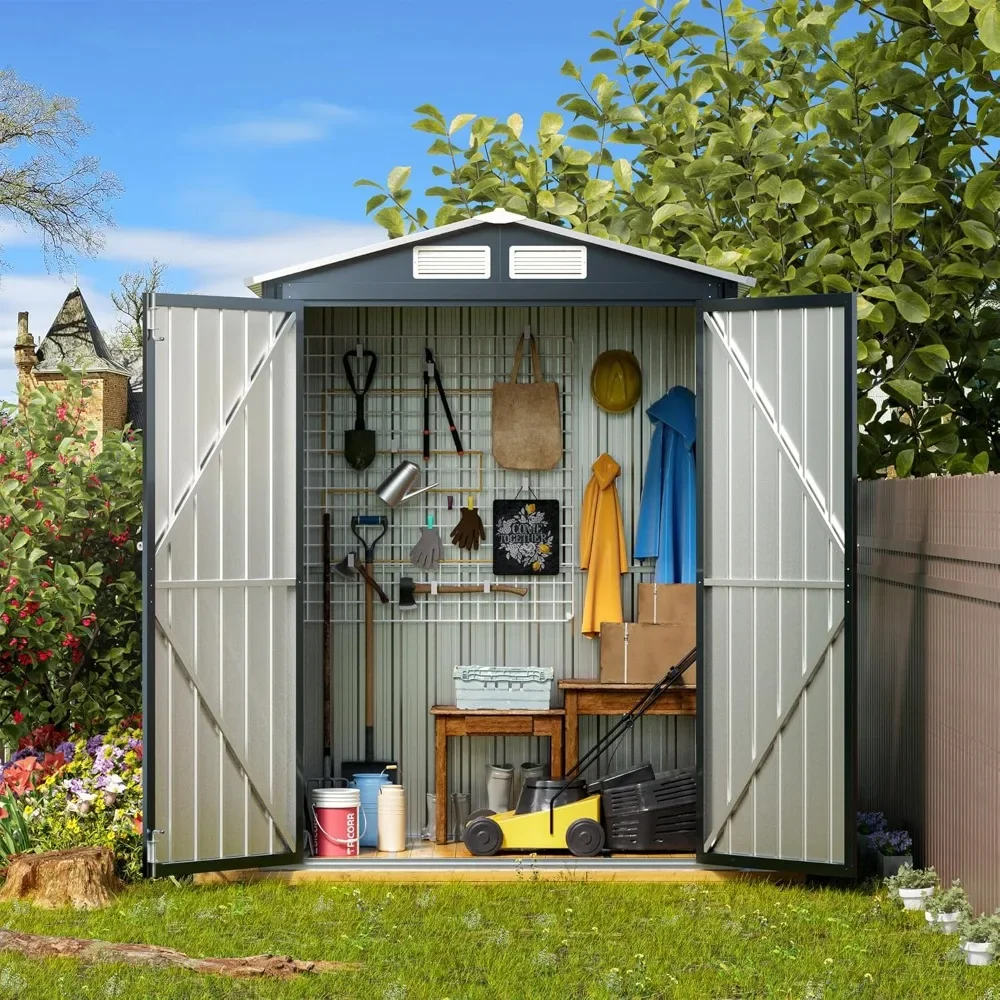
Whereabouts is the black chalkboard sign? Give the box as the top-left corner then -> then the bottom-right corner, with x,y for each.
492,499 -> 560,576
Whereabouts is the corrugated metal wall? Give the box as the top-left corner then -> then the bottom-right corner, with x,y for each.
859,476 -> 1000,911
302,305 -> 697,836
702,303 -> 847,865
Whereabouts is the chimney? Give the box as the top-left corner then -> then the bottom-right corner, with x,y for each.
14,311 -> 37,381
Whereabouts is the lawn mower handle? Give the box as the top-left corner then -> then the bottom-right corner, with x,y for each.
548,646 -> 698,835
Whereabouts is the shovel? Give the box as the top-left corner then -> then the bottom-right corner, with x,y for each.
343,347 -> 377,471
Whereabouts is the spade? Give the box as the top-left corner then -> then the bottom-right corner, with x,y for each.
343,348 -> 377,471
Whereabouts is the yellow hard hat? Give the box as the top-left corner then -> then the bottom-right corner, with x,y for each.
590,350 -> 642,413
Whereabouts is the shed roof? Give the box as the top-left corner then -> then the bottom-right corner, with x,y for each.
245,208 -> 756,290
35,288 -> 130,376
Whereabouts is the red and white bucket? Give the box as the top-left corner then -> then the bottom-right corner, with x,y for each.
311,786 -> 365,857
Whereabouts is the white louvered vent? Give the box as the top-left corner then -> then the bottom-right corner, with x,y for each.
412,245 -> 491,279
509,245 -> 587,279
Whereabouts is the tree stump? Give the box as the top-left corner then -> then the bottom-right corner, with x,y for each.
0,847 -> 122,909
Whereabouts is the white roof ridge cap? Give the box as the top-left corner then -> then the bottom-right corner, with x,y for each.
480,208 -> 522,224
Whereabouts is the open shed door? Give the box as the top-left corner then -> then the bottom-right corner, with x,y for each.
698,294 -> 856,876
143,295 -> 302,876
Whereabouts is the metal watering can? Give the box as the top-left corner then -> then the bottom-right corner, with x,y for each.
376,461 -> 437,509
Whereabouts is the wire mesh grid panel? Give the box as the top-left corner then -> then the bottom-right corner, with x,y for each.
303,306 -> 575,625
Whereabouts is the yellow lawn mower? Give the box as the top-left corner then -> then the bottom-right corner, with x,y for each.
463,648 -> 697,858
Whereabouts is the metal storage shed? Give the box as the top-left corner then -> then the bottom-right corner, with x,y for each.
142,208 -> 856,878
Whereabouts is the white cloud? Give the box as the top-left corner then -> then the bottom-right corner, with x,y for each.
196,101 -> 359,146
0,214 -> 381,401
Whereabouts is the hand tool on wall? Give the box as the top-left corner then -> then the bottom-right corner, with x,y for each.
398,576 -> 528,610
332,551 -> 390,604
322,513 -> 333,787
350,514 -> 390,765
450,496 -> 485,551
343,346 -> 378,471
423,347 -> 463,461
409,513 -> 443,570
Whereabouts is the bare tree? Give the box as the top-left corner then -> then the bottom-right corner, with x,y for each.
0,69 -> 120,271
108,260 -> 167,363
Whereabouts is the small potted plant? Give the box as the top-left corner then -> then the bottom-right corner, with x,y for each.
873,829 -> 913,878
958,911 -> 1000,966
857,811 -> 887,853
925,880 -> 970,933
884,863 -> 938,910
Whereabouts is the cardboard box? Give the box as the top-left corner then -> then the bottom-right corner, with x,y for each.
638,583 -> 696,626
599,621 -> 697,686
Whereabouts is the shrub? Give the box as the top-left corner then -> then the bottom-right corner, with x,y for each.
927,880 -> 972,919
884,864 -> 938,894
959,912 -> 1000,946
21,721 -> 143,880
873,829 -> 912,856
857,811 -> 888,835
0,375 -> 142,744
0,790 -> 32,867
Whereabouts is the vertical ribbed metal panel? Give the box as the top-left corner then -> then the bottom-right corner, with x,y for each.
149,299 -> 298,870
304,306 -> 697,835
859,475 -> 1000,912
701,302 -> 847,866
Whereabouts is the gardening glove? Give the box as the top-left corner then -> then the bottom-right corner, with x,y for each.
409,526 -> 443,570
450,507 -> 486,552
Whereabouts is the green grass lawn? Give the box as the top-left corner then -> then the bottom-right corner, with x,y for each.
0,876 -> 997,999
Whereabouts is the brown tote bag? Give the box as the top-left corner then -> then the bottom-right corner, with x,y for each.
492,330 -> 562,470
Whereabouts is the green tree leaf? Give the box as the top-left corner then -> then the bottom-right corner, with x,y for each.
895,288 -> 931,323
778,179 -> 805,204
448,114 -> 477,136
613,158 -> 634,192
895,449 -> 915,477
507,113 -> 524,140
857,396 -> 877,424
886,378 -> 923,406
960,219 -> 996,248
976,0 -> 1000,53
887,113 -> 920,146
387,166 -> 411,196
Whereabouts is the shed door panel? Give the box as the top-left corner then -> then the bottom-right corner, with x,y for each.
699,295 -> 855,874
145,295 -> 301,875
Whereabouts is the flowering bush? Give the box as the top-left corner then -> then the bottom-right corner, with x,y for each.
0,374 -> 142,745
20,721 -> 143,880
873,829 -> 913,857
857,811 -> 888,835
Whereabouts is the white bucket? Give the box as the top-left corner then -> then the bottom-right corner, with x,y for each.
377,784 -> 407,852
311,787 -> 365,857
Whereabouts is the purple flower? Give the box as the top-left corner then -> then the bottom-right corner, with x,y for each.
857,811 -> 888,835
85,735 -> 104,756
65,778 -> 85,796
873,829 -> 912,856
127,738 -> 141,751
54,741 -> 75,762
10,746 -> 39,764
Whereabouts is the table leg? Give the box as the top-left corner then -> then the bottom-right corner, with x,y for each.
564,691 -> 579,773
550,721 -> 563,779
434,718 -> 448,845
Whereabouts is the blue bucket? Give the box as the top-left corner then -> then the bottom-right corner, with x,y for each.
350,772 -> 392,848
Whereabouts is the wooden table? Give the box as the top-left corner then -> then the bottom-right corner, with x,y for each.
431,707 -> 565,845
558,680 -> 696,772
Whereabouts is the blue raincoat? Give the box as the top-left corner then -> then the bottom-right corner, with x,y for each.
634,386 -> 696,584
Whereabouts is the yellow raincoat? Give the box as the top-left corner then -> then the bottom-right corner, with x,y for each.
580,453 -> 628,638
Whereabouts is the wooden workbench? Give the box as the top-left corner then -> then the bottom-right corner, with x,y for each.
558,680 -> 696,772
431,707 -> 565,845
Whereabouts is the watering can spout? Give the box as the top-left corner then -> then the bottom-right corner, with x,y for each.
376,461 -> 439,509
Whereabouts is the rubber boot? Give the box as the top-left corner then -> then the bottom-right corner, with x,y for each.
515,762 -> 549,812
485,764 -> 514,814
421,792 -> 435,841
452,792 -> 471,842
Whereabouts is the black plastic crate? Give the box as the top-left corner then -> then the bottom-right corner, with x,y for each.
601,767 -> 697,852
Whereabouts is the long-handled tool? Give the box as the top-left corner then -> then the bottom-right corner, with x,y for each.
322,513 -> 333,787
342,514 -> 398,784
423,347 -> 464,461
547,647 -> 697,833
333,551 -> 390,604
398,576 -> 527,610
343,347 -> 378,471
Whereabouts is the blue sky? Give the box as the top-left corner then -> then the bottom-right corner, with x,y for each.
0,0 -> 872,401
